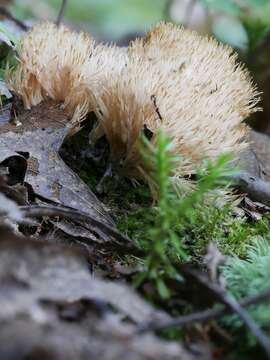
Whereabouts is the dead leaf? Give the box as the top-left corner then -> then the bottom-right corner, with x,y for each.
0,235 -> 167,324
0,192 -> 22,220
0,101 -> 115,243
240,196 -> 270,221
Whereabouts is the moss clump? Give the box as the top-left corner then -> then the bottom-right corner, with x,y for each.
220,238 -> 270,356
118,199 -> 269,260
180,203 -> 269,259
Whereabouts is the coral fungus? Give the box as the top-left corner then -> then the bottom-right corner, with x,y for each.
11,22 -> 127,129
90,22 -> 259,180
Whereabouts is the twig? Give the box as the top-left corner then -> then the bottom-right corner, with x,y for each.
138,287 -> 270,333
0,6 -> 28,31
230,171 -> 270,206
56,0 -> 67,26
19,204 -> 139,253
151,95 -> 163,122
183,268 -> 270,358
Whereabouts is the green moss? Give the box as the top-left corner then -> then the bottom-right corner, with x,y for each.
181,204 -> 270,259
118,197 -> 270,261
117,205 -> 154,241
220,238 -> 270,355
63,126 -> 270,301
64,127 -> 270,266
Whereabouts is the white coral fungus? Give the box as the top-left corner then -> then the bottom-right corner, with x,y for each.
91,22 -> 259,179
11,22 -> 127,128
10,21 -> 259,182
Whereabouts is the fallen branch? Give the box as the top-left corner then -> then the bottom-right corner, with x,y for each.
182,268 -> 270,358
19,204 -> 140,253
0,6 -> 28,31
56,0 -> 67,26
231,171 -> 270,206
138,288 -> 270,333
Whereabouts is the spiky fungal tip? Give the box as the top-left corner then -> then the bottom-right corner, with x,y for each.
10,22 -> 127,129
91,21 -> 260,181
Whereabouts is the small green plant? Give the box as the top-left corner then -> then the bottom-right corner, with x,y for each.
134,131 -> 185,299
134,131 -> 237,298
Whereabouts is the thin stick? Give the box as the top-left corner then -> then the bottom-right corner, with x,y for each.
184,268 -> 270,358
138,288 -> 270,333
56,0 -> 67,26
19,204 -> 138,252
0,6 -> 28,31
230,172 -> 270,207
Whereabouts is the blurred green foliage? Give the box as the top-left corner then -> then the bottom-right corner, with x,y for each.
51,0 -> 168,39
203,0 -> 270,15
9,0 -> 270,51
204,0 -> 270,50
12,0 -> 167,40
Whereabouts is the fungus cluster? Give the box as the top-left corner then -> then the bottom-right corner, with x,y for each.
11,22 -> 127,130
10,21 -> 259,186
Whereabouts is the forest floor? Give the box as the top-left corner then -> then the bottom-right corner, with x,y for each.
0,1 -> 270,359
